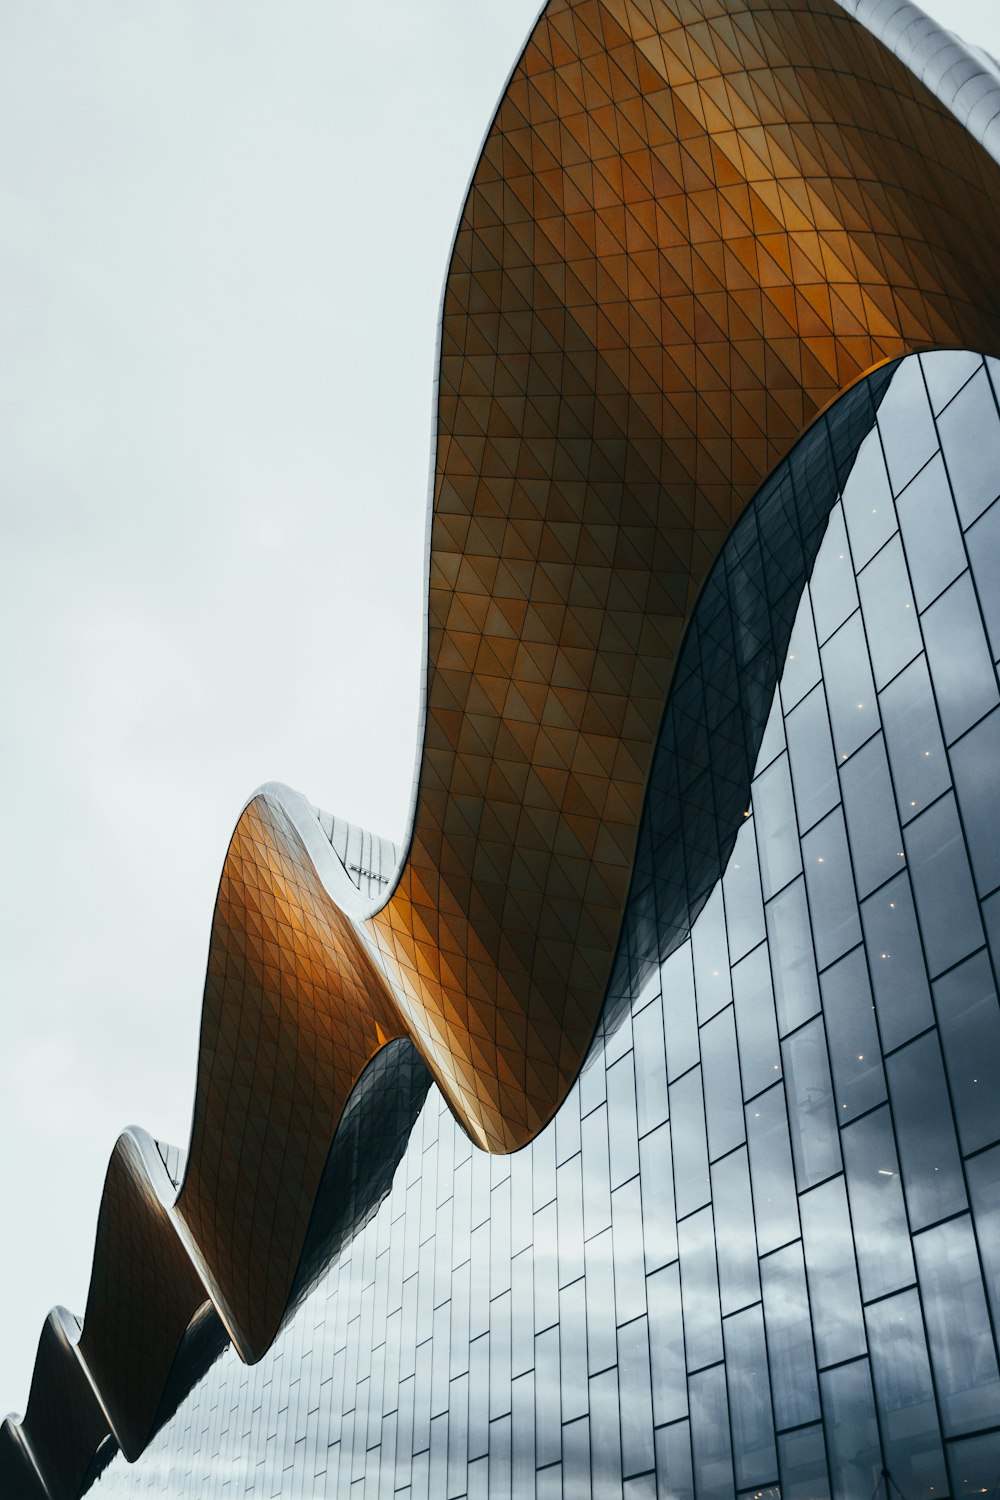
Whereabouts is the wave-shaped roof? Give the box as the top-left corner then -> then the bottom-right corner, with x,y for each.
4,2 -> 1000,1494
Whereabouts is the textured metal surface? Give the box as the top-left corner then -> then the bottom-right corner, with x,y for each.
175,793 -> 406,1362
4,1 -> 1000,1494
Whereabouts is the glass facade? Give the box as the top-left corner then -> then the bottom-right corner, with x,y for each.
81,354 -> 1000,1497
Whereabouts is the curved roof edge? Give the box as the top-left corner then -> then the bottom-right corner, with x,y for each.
842,0 -> 1000,159
6,0 -> 1000,1492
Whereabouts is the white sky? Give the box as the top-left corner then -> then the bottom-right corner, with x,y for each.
1,0 -> 998,1421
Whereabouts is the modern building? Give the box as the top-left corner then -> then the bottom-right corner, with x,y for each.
4,2 -> 1000,1496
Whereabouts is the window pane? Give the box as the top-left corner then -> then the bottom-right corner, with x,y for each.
842,426 -> 895,569
489,1415 -> 511,1496
580,1106 -> 611,1242
632,999 -> 668,1137
877,354 -> 938,494
756,689 -> 786,771
839,733 -> 905,897
556,1154 -> 584,1289
820,1359 -> 883,1500
841,1105 -> 914,1301
688,1365 -> 735,1499
860,872 -> 935,1051
669,1068 -> 710,1218
779,594 -> 821,712
754,753 -> 802,900
646,1264 -> 687,1427
966,498 -> 1000,661
532,1203 -> 558,1334
511,1251 -> 533,1380
712,1148 -> 760,1316
723,816 -> 766,963
701,1008 -> 745,1161
865,1290 -> 948,1496
776,1424 -> 831,1500
468,1337 -> 489,1459
760,1242 -> 820,1430
654,1421 -> 694,1500
887,1031 -> 967,1230
921,348 -> 982,415
785,684 -> 839,833
617,1317 -> 655,1479
878,655 -> 950,822
950,706 -> 1000,897
746,1083 -> 799,1254
820,614 -> 880,761
510,1373 -> 533,1497
532,1126 -> 556,1214
914,1214 -> 1000,1436
732,944 -> 781,1099
906,793 -> 984,977
691,884 -> 733,1024
562,1415 -> 590,1495
809,506 -> 858,645
967,1145 -> 1000,1332
820,947 -> 886,1121
584,1230 -> 616,1377
555,1082 -> 581,1166
723,1306 -> 777,1492
639,1122 -> 677,1272
558,1281 -> 586,1423
947,1431 -> 1000,1499
534,1328 -> 560,1468
896,451 -> 966,609
613,1178 -> 646,1325
922,573 -> 999,743
588,1368 -> 622,1495
489,1292 -> 511,1420
449,1374 -> 470,1493
765,876 -> 821,1035
987,888 -> 1000,991
802,808 -> 861,971
782,1017 -> 841,1190
678,1206 -> 722,1372
934,951 -> 1000,1155
938,365 -> 1000,526
661,942 -> 699,1083
799,1177 -> 865,1369
857,533 -> 921,689
607,1056 -> 640,1190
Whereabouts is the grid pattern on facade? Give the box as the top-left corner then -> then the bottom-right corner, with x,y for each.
175,794 -> 407,1367
86,352 -> 1000,1497
7,0 -> 1000,1487
602,360 -> 895,1037
366,0 -> 1000,1155
0,358 -> 889,1500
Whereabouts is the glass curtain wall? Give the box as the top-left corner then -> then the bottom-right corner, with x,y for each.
90,351 -> 1000,1499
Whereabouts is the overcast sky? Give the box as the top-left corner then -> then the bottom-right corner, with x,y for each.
2,0 -> 999,1422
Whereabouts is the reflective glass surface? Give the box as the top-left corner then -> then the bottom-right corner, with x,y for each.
89,354 -> 1000,1497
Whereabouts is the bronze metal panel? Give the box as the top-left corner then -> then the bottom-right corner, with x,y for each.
174,794 -> 404,1362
